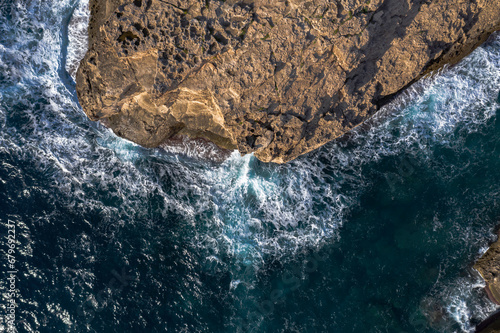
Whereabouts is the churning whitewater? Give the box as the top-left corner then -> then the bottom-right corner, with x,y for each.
0,0 -> 499,332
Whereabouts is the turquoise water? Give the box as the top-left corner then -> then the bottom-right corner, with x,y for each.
0,0 -> 499,332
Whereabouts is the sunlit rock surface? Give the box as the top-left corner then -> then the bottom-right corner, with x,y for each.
77,0 -> 500,163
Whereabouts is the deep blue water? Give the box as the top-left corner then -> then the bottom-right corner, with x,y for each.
0,1 -> 499,332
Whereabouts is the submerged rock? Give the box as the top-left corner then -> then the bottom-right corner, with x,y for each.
76,0 -> 500,163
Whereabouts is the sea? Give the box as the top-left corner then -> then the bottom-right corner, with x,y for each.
0,0 -> 499,332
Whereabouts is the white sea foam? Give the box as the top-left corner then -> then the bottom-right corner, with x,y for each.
159,135 -> 233,162
66,0 -> 89,80
431,275 -> 497,332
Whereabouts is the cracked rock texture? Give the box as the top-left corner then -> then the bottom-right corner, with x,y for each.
76,0 -> 500,163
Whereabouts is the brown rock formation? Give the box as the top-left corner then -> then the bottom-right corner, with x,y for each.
76,0 -> 500,163
475,232 -> 500,305
474,231 -> 500,333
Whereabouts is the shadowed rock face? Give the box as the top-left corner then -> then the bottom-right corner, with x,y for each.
76,0 -> 500,163
476,310 -> 500,333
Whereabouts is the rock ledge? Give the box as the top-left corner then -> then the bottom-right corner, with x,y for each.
77,0 -> 500,163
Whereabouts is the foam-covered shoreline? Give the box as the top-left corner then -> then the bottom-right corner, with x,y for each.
66,0 -> 89,80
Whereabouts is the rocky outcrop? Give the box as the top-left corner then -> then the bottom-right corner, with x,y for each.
76,0 -> 500,163
474,231 -> 500,333
476,309 -> 500,333
475,232 -> 500,306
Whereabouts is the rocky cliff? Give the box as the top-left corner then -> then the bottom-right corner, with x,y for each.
76,0 -> 500,163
